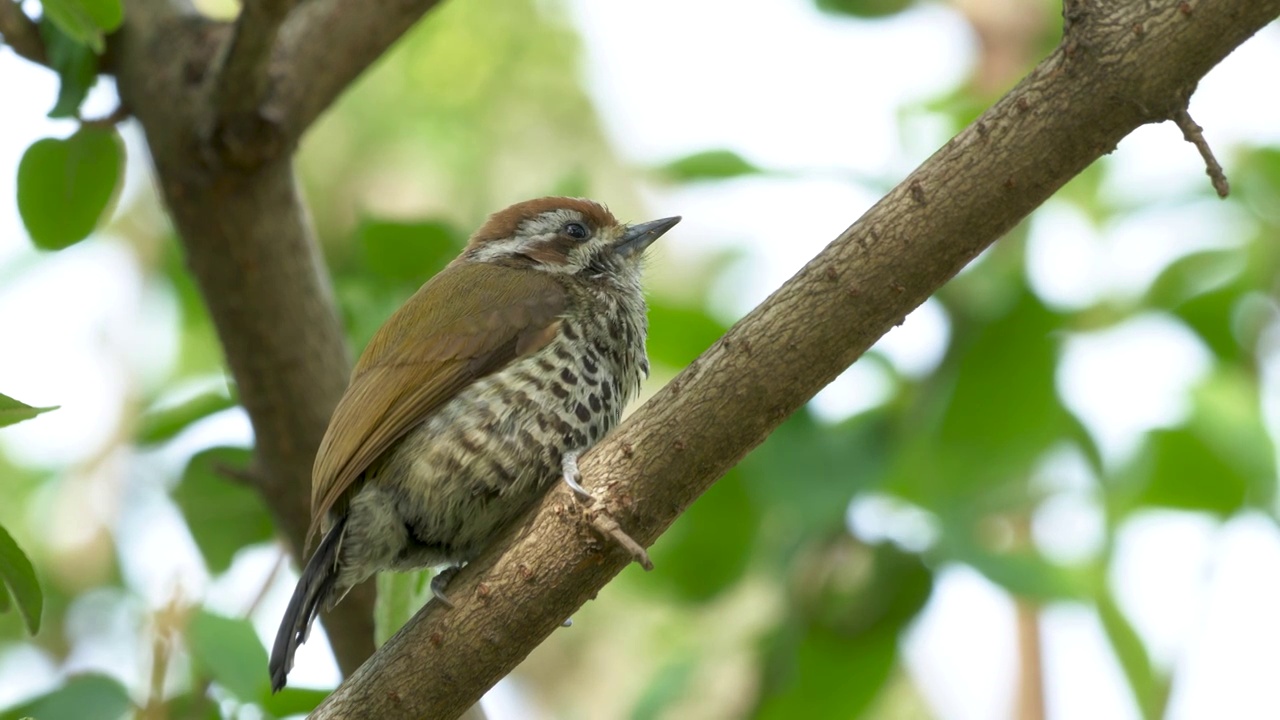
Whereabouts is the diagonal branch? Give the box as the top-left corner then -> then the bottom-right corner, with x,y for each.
0,0 -> 46,66
265,0 -> 444,149
310,0 -> 1280,717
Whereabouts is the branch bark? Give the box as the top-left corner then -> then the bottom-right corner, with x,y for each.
0,0 -> 45,66
311,0 -> 1280,717
111,0 -> 443,677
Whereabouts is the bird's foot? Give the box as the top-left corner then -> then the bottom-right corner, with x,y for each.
561,451 -> 653,571
431,565 -> 460,608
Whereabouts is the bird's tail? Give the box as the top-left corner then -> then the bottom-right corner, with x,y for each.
268,515 -> 345,693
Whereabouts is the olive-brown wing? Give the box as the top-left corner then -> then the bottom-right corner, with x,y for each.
307,262 -> 567,545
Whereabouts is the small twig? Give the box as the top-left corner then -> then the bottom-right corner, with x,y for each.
0,0 -> 46,66
1171,107 -> 1230,198
244,546 -> 288,617
563,451 -> 653,570
587,507 -> 654,570
214,461 -> 263,486
80,103 -> 132,129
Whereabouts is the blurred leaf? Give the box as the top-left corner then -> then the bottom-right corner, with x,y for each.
136,389 -> 237,445
0,393 -> 58,428
963,548 -> 1094,601
1098,591 -> 1166,720
188,610 -> 269,701
794,538 -> 933,637
1146,249 -> 1245,309
39,19 -> 99,117
375,569 -> 434,646
631,656 -> 695,720
646,301 -> 728,369
359,220 -> 462,282
756,624 -> 898,719
937,290 -> 1066,481
4,674 -> 130,720
813,0 -> 915,19
0,523 -> 42,634
41,0 -> 122,53
1127,428 -> 1249,517
1117,367 -> 1277,518
261,687 -> 331,716
658,149 -> 763,183
174,447 -> 273,572
17,129 -> 123,250
166,692 -> 219,720
742,410 -> 891,535
1236,146 -> 1280,223
647,470 -> 758,602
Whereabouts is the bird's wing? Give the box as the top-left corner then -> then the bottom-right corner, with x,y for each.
307,262 -> 567,545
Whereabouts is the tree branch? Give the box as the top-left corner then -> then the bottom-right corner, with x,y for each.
0,0 -> 46,66
207,0 -> 299,164
311,0 -> 1280,717
269,0 -> 444,143
112,0 -> 431,676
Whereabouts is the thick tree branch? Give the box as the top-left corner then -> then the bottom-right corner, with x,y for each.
111,0 -> 446,677
0,0 -> 45,66
312,0 -> 1280,717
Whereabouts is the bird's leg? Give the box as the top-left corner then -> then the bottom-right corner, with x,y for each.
430,565 -> 460,608
561,450 -> 653,571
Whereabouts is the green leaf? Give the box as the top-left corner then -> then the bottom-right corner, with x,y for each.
890,289 -> 1069,509
4,674 -> 130,720
0,523 -> 42,634
136,389 -> 237,445
937,291 -> 1067,482
813,0 -> 915,19
646,470 -> 758,602
188,610 -> 269,700
658,149 -> 763,183
17,128 -> 124,250
798,541 -> 933,637
260,687 -> 331,717
0,393 -> 58,428
173,447 -> 274,572
1127,428 -> 1249,516
742,410 -> 891,532
359,220 -> 462,283
39,19 -> 99,117
40,0 -> 123,52
1097,591 -> 1166,720
957,544 -> 1095,601
631,656 -> 696,720
755,624 -> 898,719
646,302 -> 728,369
375,570 -> 434,646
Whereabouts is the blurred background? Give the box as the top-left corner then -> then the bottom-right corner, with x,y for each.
2,0 -> 1279,718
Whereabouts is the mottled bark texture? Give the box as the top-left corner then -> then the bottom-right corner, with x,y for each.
309,0 -> 1280,717
113,0 -> 443,677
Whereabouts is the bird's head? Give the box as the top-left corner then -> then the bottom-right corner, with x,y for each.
463,197 -> 680,281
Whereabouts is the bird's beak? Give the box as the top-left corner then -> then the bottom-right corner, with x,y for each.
615,216 -> 681,257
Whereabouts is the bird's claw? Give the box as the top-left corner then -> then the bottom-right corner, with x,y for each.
560,450 -> 653,571
431,565 -> 460,608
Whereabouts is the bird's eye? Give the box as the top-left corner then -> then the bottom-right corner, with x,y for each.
564,222 -> 590,240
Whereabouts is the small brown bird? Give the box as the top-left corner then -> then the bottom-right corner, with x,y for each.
268,197 -> 679,691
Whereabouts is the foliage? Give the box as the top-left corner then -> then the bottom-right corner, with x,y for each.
2,0 -> 1278,717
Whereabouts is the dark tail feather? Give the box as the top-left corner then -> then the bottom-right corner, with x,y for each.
268,516 -> 345,693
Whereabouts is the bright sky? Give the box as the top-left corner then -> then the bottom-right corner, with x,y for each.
1,2 -> 1279,718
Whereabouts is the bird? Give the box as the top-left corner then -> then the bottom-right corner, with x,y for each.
268,196 -> 680,691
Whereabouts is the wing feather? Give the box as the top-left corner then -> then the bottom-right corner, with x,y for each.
307,262 -> 566,544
